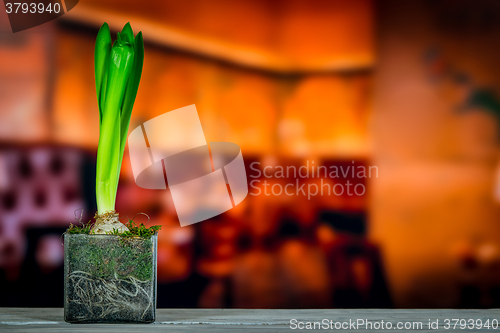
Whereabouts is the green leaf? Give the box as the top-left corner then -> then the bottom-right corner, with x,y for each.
96,39 -> 134,214
119,31 -> 144,158
120,22 -> 134,46
94,22 -> 111,125
99,66 -> 108,116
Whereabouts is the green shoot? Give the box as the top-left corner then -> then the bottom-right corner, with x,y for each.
94,22 -> 144,215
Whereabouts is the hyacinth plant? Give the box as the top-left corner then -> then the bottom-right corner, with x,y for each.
91,22 -> 144,234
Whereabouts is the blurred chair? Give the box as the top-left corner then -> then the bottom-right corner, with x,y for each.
320,211 -> 392,308
0,145 -> 94,306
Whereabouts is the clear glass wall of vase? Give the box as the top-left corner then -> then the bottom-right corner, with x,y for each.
64,233 -> 157,323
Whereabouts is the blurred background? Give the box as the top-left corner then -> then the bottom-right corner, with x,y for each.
1,0 -> 500,308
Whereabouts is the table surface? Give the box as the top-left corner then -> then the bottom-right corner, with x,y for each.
1,308 -> 500,332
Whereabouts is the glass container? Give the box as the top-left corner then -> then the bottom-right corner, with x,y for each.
64,233 -> 157,323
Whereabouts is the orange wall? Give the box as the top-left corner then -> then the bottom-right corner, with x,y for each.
372,0 -> 500,307
50,0 -> 374,157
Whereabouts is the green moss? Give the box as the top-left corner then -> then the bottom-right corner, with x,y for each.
67,222 -> 93,235
67,234 -> 155,281
67,219 -> 161,237
66,220 -> 160,281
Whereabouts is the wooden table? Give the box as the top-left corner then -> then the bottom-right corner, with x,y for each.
1,308 -> 500,332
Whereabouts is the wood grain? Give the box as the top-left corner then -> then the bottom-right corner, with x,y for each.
1,308 -> 499,332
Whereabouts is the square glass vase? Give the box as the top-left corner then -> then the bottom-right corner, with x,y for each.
64,233 -> 157,323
